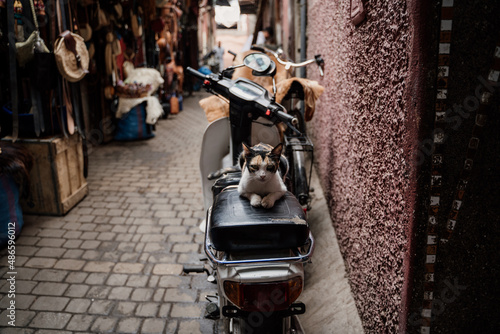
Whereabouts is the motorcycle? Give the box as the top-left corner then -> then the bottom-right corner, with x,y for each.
184,49 -> 324,333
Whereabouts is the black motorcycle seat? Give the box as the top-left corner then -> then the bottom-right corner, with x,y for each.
209,187 -> 309,252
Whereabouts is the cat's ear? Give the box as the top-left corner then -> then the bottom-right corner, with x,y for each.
242,143 -> 252,156
271,143 -> 283,156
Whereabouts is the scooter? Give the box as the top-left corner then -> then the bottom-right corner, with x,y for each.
184,51 -> 323,333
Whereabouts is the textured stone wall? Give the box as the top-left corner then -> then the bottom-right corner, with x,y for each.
306,1 -> 415,332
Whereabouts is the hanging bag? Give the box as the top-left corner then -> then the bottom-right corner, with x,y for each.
92,1 -> 109,31
54,31 -> 89,82
79,22 -> 92,41
15,0 -> 49,67
53,0 -> 89,83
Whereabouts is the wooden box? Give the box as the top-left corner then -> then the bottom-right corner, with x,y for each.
17,134 -> 88,215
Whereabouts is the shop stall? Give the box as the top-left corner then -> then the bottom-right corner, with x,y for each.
0,0 -> 196,217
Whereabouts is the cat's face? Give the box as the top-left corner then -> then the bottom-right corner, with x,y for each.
242,143 -> 283,183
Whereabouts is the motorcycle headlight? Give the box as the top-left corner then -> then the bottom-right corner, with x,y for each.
223,276 -> 303,312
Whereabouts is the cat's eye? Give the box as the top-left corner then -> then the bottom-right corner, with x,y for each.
267,166 -> 275,172
250,165 -> 259,170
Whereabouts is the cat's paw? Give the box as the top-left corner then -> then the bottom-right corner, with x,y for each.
261,195 -> 276,208
250,195 -> 262,207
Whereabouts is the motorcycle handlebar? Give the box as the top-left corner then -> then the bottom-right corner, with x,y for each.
186,66 -> 300,130
186,67 -> 207,81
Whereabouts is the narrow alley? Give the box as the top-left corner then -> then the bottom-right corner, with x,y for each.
0,92 -> 362,333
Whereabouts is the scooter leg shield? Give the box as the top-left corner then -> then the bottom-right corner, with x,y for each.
200,117 -> 231,213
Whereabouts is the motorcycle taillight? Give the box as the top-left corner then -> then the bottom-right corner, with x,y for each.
224,277 -> 303,312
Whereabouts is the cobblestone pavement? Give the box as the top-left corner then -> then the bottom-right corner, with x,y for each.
0,91 -> 363,334
0,93 -> 216,333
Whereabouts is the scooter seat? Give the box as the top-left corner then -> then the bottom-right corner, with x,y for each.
209,187 -> 309,252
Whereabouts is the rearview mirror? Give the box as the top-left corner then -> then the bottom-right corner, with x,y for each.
243,53 -> 273,73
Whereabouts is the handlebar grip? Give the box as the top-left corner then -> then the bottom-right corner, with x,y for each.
186,67 -> 207,80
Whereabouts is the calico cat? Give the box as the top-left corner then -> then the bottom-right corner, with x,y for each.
238,142 -> 288,208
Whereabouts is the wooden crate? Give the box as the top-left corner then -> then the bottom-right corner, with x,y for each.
16,134 -> 88,215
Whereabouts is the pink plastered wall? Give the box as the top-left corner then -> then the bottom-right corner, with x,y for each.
306,0 -> 420,331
